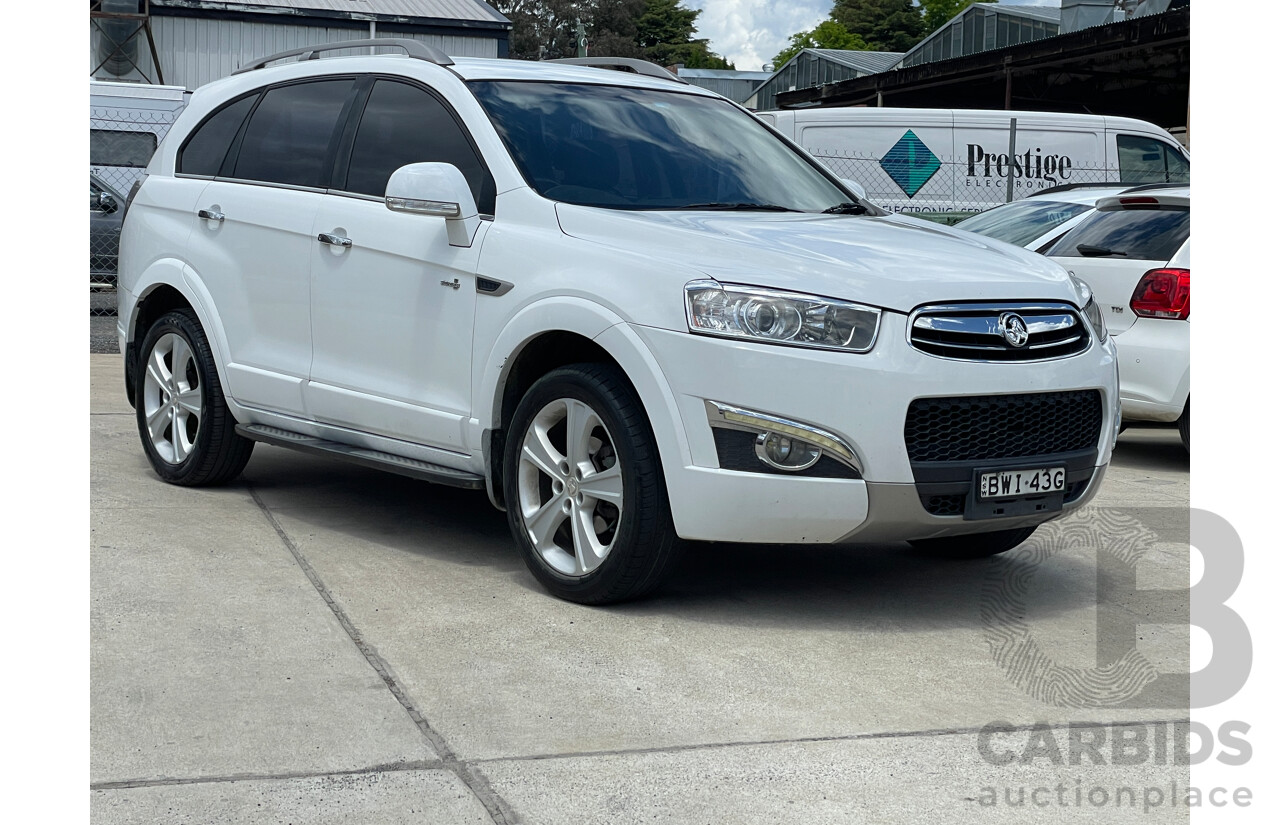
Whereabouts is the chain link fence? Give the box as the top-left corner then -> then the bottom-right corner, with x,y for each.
808,150 -> 1132,226
91,106 -> 182,320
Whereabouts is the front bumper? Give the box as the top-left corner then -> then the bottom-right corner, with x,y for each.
633,313 -> 1118,544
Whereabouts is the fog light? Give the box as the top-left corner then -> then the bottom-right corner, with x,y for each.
755,432 -> 821,471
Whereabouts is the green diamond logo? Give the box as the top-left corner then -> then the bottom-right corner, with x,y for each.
880,130 -> 941,198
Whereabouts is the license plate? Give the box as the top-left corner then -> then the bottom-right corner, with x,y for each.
979,467 -> 1066,499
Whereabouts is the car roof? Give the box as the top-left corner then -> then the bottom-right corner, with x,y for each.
1025,186 -> 1133,207
448,56 -> 720,95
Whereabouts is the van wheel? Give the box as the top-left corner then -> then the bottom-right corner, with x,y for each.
910,526 -> 1038,559
135,309 -> 253,486
1177,400 -> 1189,452
503,364 -> 682,604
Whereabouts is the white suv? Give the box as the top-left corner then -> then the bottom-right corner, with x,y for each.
118,41 -> 1119,603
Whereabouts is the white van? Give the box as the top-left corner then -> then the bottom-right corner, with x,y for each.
90,80 -> 190,195
757,107 -> 1189,216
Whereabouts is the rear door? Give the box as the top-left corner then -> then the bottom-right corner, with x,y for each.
184,78 -> 358,415
305,77 -> 495,452
1045,199 -> 1191,334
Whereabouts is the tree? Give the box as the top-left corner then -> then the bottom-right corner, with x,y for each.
771,20 -> 869,68
831,0 -> 926,52
635,0 -> 733,68
916,0 -> 996,33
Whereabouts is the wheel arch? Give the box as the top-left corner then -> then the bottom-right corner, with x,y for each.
477,299 -> 690,510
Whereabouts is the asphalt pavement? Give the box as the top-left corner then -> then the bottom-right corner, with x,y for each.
90,353 -> 1192,823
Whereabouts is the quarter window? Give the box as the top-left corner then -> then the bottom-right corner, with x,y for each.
233,80 -> 354,188
343,80 -> 495,213
177,94 -> 257,177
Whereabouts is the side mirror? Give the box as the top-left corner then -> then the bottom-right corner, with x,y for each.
98,192 -> 119,214
840,178 -> 868,201
385,163 -> 480,248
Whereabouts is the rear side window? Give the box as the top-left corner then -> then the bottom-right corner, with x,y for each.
1046,206 -> 1190,261
177,94 -> 257,177
1117,134 -> 1190,184
233,79 -> 355,188
91,129 -> 157,168
956,199 -> 1092,248
343,80 -> 496,213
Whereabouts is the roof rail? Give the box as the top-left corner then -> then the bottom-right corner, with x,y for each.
549,57 -> 686,84
233,38 -> 453,75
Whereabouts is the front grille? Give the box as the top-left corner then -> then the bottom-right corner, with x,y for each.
905,390 -> 1103,463
910,303 -> 1090,362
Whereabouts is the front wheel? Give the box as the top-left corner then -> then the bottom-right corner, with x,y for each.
503,364 -> 682,604
135,309 -> 254,486
909,526 -> 1038,559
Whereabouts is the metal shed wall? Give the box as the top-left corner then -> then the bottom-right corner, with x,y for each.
92,14 -> 501,89
748,50 -> 900,112
901,6 -> 1060,68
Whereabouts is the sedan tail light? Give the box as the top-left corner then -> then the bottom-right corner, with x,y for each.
1130,268 -> 1190,320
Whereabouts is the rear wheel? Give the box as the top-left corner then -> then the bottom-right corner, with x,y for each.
909,526 -> 1037,559
135,309 -> 253,486
503,364 -> 682,604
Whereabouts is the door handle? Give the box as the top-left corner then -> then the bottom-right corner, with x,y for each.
317,232 -> 352,248
197,208 -> 225,222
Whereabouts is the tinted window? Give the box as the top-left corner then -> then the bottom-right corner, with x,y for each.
91,129 -> 157,167
344,80 -> 495,213
1117,134 -> 1190,184
234,80 -> 354,188
1046,207 -> 1190,261
956,199 -> 1092,248
178,94 -> 257,177
469,81 -> 851,212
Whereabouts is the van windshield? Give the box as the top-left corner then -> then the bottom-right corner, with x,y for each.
468,81 -> 858,212
956,199 -> 1093,248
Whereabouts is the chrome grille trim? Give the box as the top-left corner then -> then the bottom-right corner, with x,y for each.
907,302 -> 1091,362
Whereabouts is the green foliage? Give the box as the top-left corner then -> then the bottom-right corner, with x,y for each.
772,20 -> 869,68
917,0 -> 996,33
831,0 -> 926,52
493,0 -> 731,68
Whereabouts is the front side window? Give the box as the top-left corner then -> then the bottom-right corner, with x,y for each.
233,79 -> 354,188
1117,134 -> 1190,184
1046,206 -> 1190,261
468,81 -> 855,212
956,199 -> 1093,248
178,94 -> 257,177
343,80 -> 495,213
91,129 -> 157,168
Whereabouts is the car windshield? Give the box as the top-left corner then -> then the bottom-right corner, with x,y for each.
956,199 -> 1094,247
1045,206 -> 1190,261
468,80 -> 855,212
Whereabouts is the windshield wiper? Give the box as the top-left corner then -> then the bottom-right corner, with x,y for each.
675,202 -> 800,212
822,202 -> 868,215
1076,243 -> 1127,257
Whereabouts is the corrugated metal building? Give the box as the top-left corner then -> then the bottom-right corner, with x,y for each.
899,2 -> 1061,68
675,68 -> 772,104
91,0 -> 511,90
745,49 -> 902,112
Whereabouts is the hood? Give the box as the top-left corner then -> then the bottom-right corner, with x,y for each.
554,205 -> 1078,313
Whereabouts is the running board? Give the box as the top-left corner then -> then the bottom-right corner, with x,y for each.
236,424 -> 486,490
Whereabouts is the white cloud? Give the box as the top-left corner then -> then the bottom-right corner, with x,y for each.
685,1 -> 1061,71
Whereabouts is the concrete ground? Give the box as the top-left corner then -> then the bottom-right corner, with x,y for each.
91,353 -> 1191,823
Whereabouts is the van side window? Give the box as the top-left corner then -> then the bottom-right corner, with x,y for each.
91,129 -> 157,168
342,80 -> 496,214
1117,134 -> 1190,184
177,94 -> 257,177
233,79 -> 355,188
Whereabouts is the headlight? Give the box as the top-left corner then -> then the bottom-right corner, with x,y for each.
1071,274 -> 1108,343
685,280 -> 880,353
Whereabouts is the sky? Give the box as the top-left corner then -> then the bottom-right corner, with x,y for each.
684,0 -> 1059,71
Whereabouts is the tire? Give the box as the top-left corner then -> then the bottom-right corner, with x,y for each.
909,525 -> 1038,559
134,309 -> 254,486
1177,400 -> 1190,452
502,364 -> 682,604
